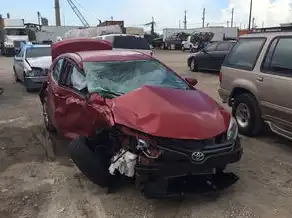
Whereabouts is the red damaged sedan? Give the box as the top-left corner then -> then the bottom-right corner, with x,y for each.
39,39 -> 242,198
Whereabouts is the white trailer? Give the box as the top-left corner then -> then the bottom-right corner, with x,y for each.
0,18 -> 29,56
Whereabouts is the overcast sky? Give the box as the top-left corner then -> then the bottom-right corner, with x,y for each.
1,0 -> 292,31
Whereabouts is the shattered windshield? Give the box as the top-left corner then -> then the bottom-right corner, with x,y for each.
26,47 -> 51,58
83,60 -> 190,97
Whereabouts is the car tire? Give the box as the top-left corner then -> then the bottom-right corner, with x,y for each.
13,67 -> 19,82
190,58 -> 198,72
232,93 -> 263,136
68,136 -> 111,187
42,97 -> 56,133
23,74 -> 33,92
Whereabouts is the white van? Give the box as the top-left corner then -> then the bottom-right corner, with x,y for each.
93,34 -> 153,56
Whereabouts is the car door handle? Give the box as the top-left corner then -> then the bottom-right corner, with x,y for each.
256,77 -> 263,82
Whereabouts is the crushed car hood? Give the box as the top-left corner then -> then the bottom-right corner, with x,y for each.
109,85 -> 230,139
26,56 -> 52,69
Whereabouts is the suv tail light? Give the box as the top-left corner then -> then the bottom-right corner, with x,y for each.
219,71 -> 222,84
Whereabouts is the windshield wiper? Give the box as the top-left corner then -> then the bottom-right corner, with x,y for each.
99,90 -> 124,97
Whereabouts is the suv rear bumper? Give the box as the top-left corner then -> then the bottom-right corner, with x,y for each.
218,88 -> 230,104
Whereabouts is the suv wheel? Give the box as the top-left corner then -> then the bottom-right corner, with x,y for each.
190,58 -> 198,72
233,93 -> 263,136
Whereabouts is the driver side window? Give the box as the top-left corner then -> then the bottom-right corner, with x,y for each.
205,43 -> 218,52
64,62 -> 88,95
53,58 -> 64,82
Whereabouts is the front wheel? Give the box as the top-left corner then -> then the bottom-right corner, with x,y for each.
42,97 -> 56,132
68,136 -> 111,187
190,58 -> 198,72
232,93 -> 264,136
13,67 -> 20,82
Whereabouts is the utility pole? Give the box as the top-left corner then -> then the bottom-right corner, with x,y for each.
183,10 -> 187,29
252,17 -> 255,28
37,11 -> 41,25
202,8 -> 205,28
227,20 -> 229,27
151,16 -> 155,35
231,8 -> 234,27
248,0 -> 252,30
54,0 -> 61,26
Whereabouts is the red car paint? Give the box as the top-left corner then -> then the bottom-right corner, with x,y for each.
51,39 -> 112,61
110,85 -> 230,139
41,40 -> 231,140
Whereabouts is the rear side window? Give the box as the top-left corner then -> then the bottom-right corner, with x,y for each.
53,58 -> 64,82
217,42 -> 234,51
223,38 -> 266,71
112,36 -> 150,50
268,37 -> 292,76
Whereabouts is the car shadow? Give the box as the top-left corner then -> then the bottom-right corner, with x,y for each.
253,127 -> 292,152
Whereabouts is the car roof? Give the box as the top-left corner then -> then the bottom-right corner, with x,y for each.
240,31 -> 292,38
101,34 -> 143,37
212,40 -> 237,43
24,44 -> 51,48
73,50 -> 153,62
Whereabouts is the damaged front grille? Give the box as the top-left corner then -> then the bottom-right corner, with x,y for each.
155,132 -> 233,162
156,132 -> 227,152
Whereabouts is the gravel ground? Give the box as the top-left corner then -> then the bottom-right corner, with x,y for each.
0,50 -> 292,218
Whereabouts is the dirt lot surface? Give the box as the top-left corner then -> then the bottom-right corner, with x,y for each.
1,50 -> 292,218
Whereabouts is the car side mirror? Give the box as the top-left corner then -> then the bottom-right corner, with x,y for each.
184,77 -> 198,86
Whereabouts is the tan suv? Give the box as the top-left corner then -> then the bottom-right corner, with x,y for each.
218,28 -> 292,140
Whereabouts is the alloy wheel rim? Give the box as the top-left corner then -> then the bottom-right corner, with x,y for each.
235,103 -> 251,128
191,60 -> 196,70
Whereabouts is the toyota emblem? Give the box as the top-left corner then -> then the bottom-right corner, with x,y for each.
191,151 -> 205,162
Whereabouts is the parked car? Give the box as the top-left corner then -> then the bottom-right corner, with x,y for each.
187,41 -> 236,72
218,28 -> 292,139
93,34 -> 153,56
39,39 -> 242,197
13,43 -> 51,92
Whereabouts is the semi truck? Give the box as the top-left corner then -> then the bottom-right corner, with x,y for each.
0,18 -> 29,56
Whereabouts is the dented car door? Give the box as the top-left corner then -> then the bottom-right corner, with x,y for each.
53,59 -> 94,139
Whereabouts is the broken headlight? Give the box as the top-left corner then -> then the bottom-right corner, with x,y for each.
136,138 -> 162,159
227,117 -> 238,141
26,68 -> 46,77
